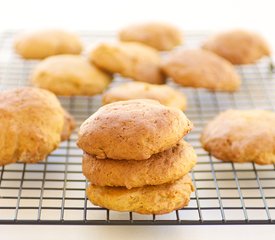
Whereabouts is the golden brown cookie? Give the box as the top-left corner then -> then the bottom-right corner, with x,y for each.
201,110 -> 275,165
77,99 -> 193,160
86,175 -> 194,214
161,49 -> 241,92
202,30 -> 271,64
90,42 -> 165,84
83,140 -> 196,189
0,87 -> 68,166
102,82 -> 187,110
31,55 -> 112,96
119,22 -> 182,51
14,29 -> 83,59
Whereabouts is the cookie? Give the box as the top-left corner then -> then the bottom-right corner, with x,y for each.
161,49 -> 241,92
119,22 -> 182,51
201,110 -> 275,165
14,29 -> 83,59
202,30 -> 271,64
0,87 -> 71,166
86,175 -> 194,214
90,42 -> 165,84
83,140 -> 196,189
77,99 -> 193,160
102,82 -> 187,110
31,55 -> 112,96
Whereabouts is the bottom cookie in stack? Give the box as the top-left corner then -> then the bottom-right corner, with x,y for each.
77,99 -> 196,214
87,175 -> 194,215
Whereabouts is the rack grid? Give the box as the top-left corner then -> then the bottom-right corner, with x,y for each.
0,31 -> 275,225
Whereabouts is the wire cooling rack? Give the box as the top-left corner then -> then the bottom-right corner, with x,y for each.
0,31 -> 275,225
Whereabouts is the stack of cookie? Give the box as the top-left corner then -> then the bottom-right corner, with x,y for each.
77,99 -> 197,214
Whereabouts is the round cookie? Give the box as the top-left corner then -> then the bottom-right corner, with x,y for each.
77,99 -> 193,160
86,175 -> 194,214
90,42 -> 165,84
0,87 -> 67,166
201,110 -> 275,165
31,55 -> 112,96
82,140 -> 197,189
14,29 -> 82,60
102,82 -> 187,110
202,30 -> 271,64
119,22 -> 182,51
161,49 -> 241,92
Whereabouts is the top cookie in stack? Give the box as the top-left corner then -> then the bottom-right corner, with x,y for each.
77,99 -> 196,214
78,99 -> 192,160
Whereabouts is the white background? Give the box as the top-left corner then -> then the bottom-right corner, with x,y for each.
1,0 -> 275,239
0,0 -> 275,51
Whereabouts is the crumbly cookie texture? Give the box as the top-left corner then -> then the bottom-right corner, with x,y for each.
102,82 -> 187,110
86,175 -> 194,215
31,55 -> 112,96
161,49 -> 241,92
202,29 -> 271,64
82,140 -> 197,189
90,42 -> 165,84
201,109 -> 275,164
0,87 -> 74,166
14,29 -> 83,59
119,22 -> 182,51
77,99 -> 193,160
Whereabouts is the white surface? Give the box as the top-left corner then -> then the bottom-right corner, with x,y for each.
0,0 -> 275,239
0,0 -> 275,50
1,225 -> 275,240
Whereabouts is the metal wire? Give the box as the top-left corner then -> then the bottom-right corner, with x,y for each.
0,31 -> 275,225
